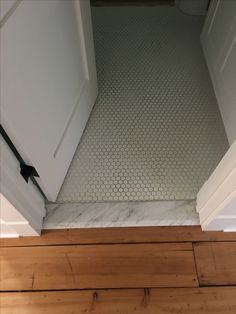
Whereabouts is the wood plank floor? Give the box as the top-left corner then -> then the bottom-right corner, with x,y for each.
0,243 -> 197,290
2,288 -> 236,314
2,226 -> 236,247
194,242 -> 236,286
1,226 -> 236,313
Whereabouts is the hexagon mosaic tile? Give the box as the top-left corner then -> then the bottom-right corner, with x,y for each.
57,6 -> 228,203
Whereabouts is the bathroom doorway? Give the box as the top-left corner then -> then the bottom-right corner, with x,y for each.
56,0 -> 228,202
45,0 -> 229,229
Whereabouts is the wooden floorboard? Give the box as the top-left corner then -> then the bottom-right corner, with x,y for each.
1,226 -> 236,247
0,243 -> 198,291
194,242 -> 236,286
2,227 -> 236,313
1,287 -> 236,314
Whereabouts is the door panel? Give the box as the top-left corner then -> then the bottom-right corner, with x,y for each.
201,0 -> 236,145
1,0 -> 98,201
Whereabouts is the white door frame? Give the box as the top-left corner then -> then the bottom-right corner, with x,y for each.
1,0 -> 235,236
0,0 -> 46,237
0,137 -> 46,237
198,0 -> 236,231
0,194 -> 41,238
197,140 -> 236,231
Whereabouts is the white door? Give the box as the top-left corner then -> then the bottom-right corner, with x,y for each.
201,0 -> 236,145
1,0 -> 98,201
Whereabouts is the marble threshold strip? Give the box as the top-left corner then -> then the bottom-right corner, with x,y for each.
44,200 -> 199,229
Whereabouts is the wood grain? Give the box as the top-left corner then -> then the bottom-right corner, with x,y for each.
1,287 -> 236,314
194,242 -> 236,286
0,243 -> 198,291
1,226 -> 236,247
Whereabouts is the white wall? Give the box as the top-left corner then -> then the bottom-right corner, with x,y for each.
201,0 -> 236,145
